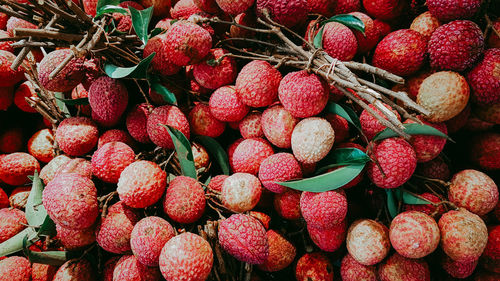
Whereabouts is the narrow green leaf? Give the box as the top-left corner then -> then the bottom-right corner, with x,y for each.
150,81 -> 177,105
386,189 -> 399,218
203,176 -> 212,189
322,14 -> 365,35
25,171 -> 47,227
55,97 -> 89,106
163,125 -> 197,179
104,53 -> 155,79
402,190 -> 433,205
96,0 -> 120,14
0,228 -> 35,257
325,102 -> 361,130
373,123 -> 450,142
130,6 -> 153,45
149,28 -> 164,38
316,148 -> 370,174
37,215 -> 57,237
277,164 -> 365,192
23,236 -> 69,266
313,25 -> 325,49
54,92 -> 71,117
196,136 -> 230,175
95,5 -> 128,18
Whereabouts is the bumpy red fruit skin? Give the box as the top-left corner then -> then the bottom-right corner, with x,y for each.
470,132 -> 500,170
236,60 -> 282,107
14,81 -> 37,113
373,29 -> 427,76
417,158 -> 450,182
256,0 -> 307,28
82,0 -> 98,16
159,232 -> 213,281
209,86 -> 249,122
325,113 -> 350,143
428,20 -> 484,72
404,116 -> 447,163
389,211 -> 440,259
39,155 -> 71,185
363,0 -> 402,21
55,117 -> 98,156
360,104 -> 401,140
307,0 -> 336,16
163,176 -> 205,223
131,216 -> 175,267
258,153 -> 302,193
38,49 -> 85,92
346,219 -> 390,265
261,104 -> 298,148
427,0 -> 482,22
442,255 -> 478,278
0,152 -> 40,185
0,208 -> 27,243
322,22 -> 358,61
170,0 -> 203,19
349,12 -> 379,54
0,128 -> 23,153
218,214 -> 269,264
88,76 -> 128,127
295,252 -> 334,281
91,142 -> 135,184
404,192 -> 445,216
143,34 -> 181,76
207,175 -> 228,192
53,259 -> 94,281
258,230 -> 296,271
221,172 -> 261,212
300,190 -> 347,229
55,158 -> 92,179
0,50 -> 24,87
164,21 -> 212,66
140,0 -> 171,17
216,0 -> 254,15
0,188 -> 8,208
126,103 -> 153,143
484,225 -> 500,260
0,256 -> 31,281
448,169 -> 498,216
194,0 -> 220,13
97,129 -> 134,149
32,263 -> 57,281
231,138 -> 274,175
340,253 -> 377,281
439,209 -> 488,262
56,224 -> 95,250
43,173 -> 98,230
410,11 -> 440,40
0,30 -> 14,53
488,18 -> 500,48
6,17 -> 37,36
147,105 -> 190,149
113,255 -> 161,281
367,138 -> 417,188
239,112 -> 263,139
193,48 -> 237,90
117,160 -> 166,209
308,220 -> 347,252
378,253 -> 430,281
467,48 -> 500,105
96,201 -> 141,254
273,189 -> 301,220
102,257 -> 119,281
188,103 -> 225,138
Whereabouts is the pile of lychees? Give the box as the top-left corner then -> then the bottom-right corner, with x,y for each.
0,0 -> 499,280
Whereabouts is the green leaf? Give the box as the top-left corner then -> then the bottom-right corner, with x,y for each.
149,27 -> 164,38
37,215 -> 57,237
402,190 -> 433,205
316,148 -> 370,174
163,125 -> 197,179
104,53 -> 155,79
325,102 -> 361,131
25,171 -> 47,227
321,14 -> 365,35
150,81 -> 177,105
55,97 -> 89,106
277,164 -> 365,192
195,136 -> 230,175
54,92 -> 71,117
203,176 -> 212,189
0,228 -> 36,257
96,0 -> 120,12
373,123 -> 450,142
386,189 -> 399,218
313,25 -> 325,49
130,6 -> 153,45
23,236 -> 69,266
95,5 -> 128,18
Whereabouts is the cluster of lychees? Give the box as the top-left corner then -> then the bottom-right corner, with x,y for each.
0,0 -> 499,280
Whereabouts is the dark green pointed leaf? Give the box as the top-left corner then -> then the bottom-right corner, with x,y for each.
163,125 -> 197,179
54,92 -> 71,117
96,0 -> 120,14
321,14 -> 365,35
0,228 -> 35,257
149,28 -> 164,38
277,164 -> 365,192
55,97 -> 89,106
203,176 -> 212,189
386,189 -> 398,218
316,148 -> 370,174
104,53 -> 155,79
150,81 -> 177,105
95,5 -> 128,18
402,190 -> 433,205
313,25 -> 325,49
23,236 -> 69,266
26,171 -> 47,227
325,102 -> 361,131
373,123 -> 450,142
37,215 -> 57,237
130,6 -> 153,45
196,136 -> 230,175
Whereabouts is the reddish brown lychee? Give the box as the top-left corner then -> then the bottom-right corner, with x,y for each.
404,116 -> 448,163
350,12 -> 379,54
163,176 -> 205,223
346,219 -> 390,265
91,142 -> 135,184
231,138 -> 274,175
427,0 -> 483,22
126,103 -> 153,144
0,256 -> 31,281
188,103 -> 226,138
467,48 -> 500,105
488,18 -> 500,48
143,34 -> 181,76
38,49 -> 85,92
147,105 -> 190,149
322,22 -> 358,61
235,60 -> 282,108
27,129 -> 54,164
0,50 -> 25,87
0,152 -> 40,186
410,11 -> 440,39
113,255 -> 161,280
261,104 -> 298,148
170,0 -> 203,19
130,216 -> 175,267
221,172 -> 262,212
31,263 -> 57,281
52,259 -> 94,281
0,208 -> 27,243
308,220 -> 347,252
88,76 -> 128,127
164,21 -> 212,66
428,20 -> 484,72
295,252 -> 334,281
159,232 -> 213,281
378,253 -> 430,281
300,190 -> 347,229
307,0 -> 336,17
256,0 -> 307,28
218,214 -> 269,264
258,153 -> 302,194
56,224 -> 95,250
360,104 -> 401,140
14,81 -> 37,113
291,117 -> 335,164
470,132 -> 500,170
55,117 -> 98,156
194,0 -> 220,13
209,86 -> 249,122
273,189 -> 301,220
340,253 -> 377,281
258,230 -> 296,271
474,102 -> 500,125
193,48 -> 237,90
97,129 -> 135,149
140,0 -> 171,17
363,0 -> 404,21
442,255 -> 478,278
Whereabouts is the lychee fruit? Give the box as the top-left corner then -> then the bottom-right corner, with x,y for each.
0,152 -> 40,186
164,21 -> 212,66
159,232 -> 213,281
26,129 -> 54,163
258,230 -> 296,271
428,20 -> 484,72
300,190 -> 347,229
473,102 -> 500,125
6,16 -> 37,36
55,117 -> 98,156
0,127 -> 23,153
113,255 -> 161,281
231,138 -> 274,175
291,117 -> 335,164
209,86 -> 250,122
410,11 -> 441,40
445,103 -> 471,133
295,252 -> 334,281
216,0 -> 254,15
273,189 -> 302,220
143,34 -> 181,76
404,116 -> 448,163
0,208 -> 27,243
442,255 -> 478,279
308,220 -> 347,252
38,49 -> 85,92
96,201 -> 141,254
0,188 -> 8,208
239,111 -> 263,139
91,141 -> 135,184
97,129 -> 135,149
126,103 -> 153,143
258,153 -> 302,194
307,0 -> 336,17
193,48 -> 237,90
448,169 -> 498,216
147,105 -> 190,149
218,213 -> 269,264
102,257 -> 119,281
71,84 -> 91,116
362,0 -> 404,21
469,132 -> 500,170
0,50 -> 25,87
56,224 -> 96,250
0,86 -> 14,111
188,103 -> 226,138
192,142 -> 210,170
417,71 -> 470,122
417,158 -> 450,182
235,60 -> 282,108
8,187 -> 30,209
255,0 -> 308,28
221,172 -> 262,212
55,158 -> 92,179
194,0 -> 220,13
140,0 -> 171,17
373,18 -> 392,38
0,256 -> 31,281
31,263 -> 57,281
427,0 -> 483,22
0,31 -> 14,52
52,259 -> 94,281
340,253 -> 378,281
163,176 -> 205,223
484,225 -> 500,262
346,219 -> 390,265
467,48 -> 500,105
366,137 -> 417,188
14,81 -> 38,113
130,216 -> 175,267
207,175 -> 228,192
349,12 -> 379,54
322,22 -> 358,61
438,208 -> 488,262
360,104 -> 401,140
39,154 -> 71,185
170,0 -> 203,19
378,253 -> 430,281
261,104 -> 298,148
88,76 -> 128,127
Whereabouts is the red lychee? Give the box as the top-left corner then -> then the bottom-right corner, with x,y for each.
322,22 -> 358,61
52,259 -> 94,281
300,190 -> 347,229
231,138 -> 274,175
216,0 -> 254,15
88,76 -> 128,127
258,230 -> 296,271
38,49 -> 85,92
236,60 -> 282,108
56,223 -> 95,251
97,129 -> 135,149
131,216 -> 175,267
0,50 -> 25,87
140,0 -> 171,17
0,152 -> 40,186
164,21 -> 212,66
350,12 -> 379,54
170,0 -> 203,19
193,48 -> 237,90
0,256 -> 31,281
404,192 -> 445,216
467,48 -> 500,105
258,153 -> 302,194
469,132 -> 500,170
427,0 -> 483,22
295,252 -> 334,281
113,255 -> 161,281
143,34 -> 181,76
221,172 -> 262,212
307,0 -> 336,17
91,141 -> 135,184
273,189 -> 302,220
147,105 -> 190,149
239,112 -> 263,139
340,253 -> 377,281
404,116 -> 447,163
362,0 -> 404,21
256,0 -> 308,28
39,155 -> 71,185
308,220 -> 347,252
14,81 -> 37,113
261,104 -> 298,148
410,11 -> 441,40
360,104 -> 401,140
442,255 -> 478,278
55,158 -> 92,179
55,117 -> 98,157
188,103 -> 226,138
209,86 -> 250,122
126,103 -> 153,144
163,176 -> 205,223
378,253 -> 430,281
0,208 -> 27,243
